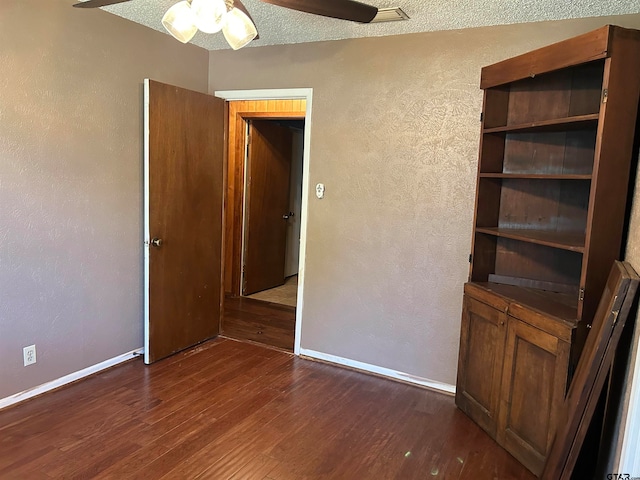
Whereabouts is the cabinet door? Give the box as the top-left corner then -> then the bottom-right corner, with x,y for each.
455,295 -> 507,437
497,317 -> 570,476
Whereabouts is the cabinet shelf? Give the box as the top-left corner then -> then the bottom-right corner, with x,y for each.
475,227 -> 585,252
467,281 -> 578,325
483,113 -> 599,134
479,173 -> 592,180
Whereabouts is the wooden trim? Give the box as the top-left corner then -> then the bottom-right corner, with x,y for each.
580,30 -> 640,335
480,25 -> 611,89
224,100 -> 306,295
464,281 -> 510,311
507,303 -> 574,343
220,100 -> 229,331
236,112 -> 305,119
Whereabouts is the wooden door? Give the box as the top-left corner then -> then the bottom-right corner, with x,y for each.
497,316 -> 571,476
243,120 -> 293,295
144,79 -> 225,364
455,294 -> 508,438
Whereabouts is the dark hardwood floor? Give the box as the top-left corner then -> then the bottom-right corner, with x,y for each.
223,295 -> 295,351
0,338 -> 535,479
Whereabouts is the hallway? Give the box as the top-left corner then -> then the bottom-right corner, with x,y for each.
246,275 -> 298,307
223,295 -> 295,351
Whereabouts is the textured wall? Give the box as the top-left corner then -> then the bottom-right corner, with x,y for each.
209,14 -> 640,386
0,0 -> 208,399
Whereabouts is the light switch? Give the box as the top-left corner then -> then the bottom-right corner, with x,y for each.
315,183 -> 325,199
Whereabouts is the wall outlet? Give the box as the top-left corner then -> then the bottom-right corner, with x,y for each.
23,345 -> 36,366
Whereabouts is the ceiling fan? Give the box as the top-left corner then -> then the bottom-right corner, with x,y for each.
73,0 -> 379,49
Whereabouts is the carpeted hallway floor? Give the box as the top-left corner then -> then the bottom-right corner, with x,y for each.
245,275 -> 298,307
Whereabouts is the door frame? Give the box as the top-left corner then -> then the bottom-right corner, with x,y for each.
215,88 -> 313,356
225,107 -> 305,297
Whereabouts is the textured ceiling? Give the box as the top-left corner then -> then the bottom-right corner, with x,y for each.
92,0 -> 640,50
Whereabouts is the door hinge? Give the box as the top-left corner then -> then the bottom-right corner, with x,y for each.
579,287 -> 585,302
480,112 -> 484,122
608,294 -> 620,325
612,310 -> 620,326
468,253 -> 472,263
602,89 -> 608,104
245,120 -> 251,158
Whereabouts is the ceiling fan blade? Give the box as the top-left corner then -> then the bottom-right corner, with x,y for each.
73,0 -> 132,7
234,0 -> 260,39
260,0 -> 378,23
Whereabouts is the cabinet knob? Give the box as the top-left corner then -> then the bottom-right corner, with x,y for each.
500,320 -> 505,326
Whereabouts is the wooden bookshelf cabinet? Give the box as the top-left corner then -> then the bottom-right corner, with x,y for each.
455,25 -> 640,476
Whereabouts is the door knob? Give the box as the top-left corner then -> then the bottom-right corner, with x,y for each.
150,238 -> 163,248
283,212 -> 294,220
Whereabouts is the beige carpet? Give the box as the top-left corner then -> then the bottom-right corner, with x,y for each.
245,275 -> 298,307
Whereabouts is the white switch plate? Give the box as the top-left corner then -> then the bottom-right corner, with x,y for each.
315,183 -> 325,199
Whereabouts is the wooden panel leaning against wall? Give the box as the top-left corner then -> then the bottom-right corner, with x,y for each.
224,100 -> 306,296
542,261 -> 640,480
455,25 -> 640,477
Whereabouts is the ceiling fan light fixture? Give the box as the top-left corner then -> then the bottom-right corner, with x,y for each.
162,1 -> 198,43
222,7 -> 258,50
190,0 -> 228,34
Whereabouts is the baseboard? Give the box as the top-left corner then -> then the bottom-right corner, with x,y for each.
0,348 -> 144,411
299,348 -> 456,395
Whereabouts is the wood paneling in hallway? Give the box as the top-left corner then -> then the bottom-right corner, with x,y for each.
0,338 -> 535,479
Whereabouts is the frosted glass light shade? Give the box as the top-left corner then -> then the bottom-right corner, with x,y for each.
162,1 -> 198,43
191,0 -> 228,34
222,8 -> 257,50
